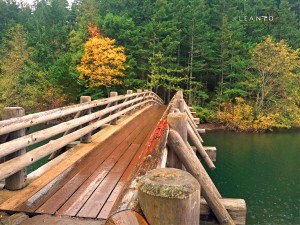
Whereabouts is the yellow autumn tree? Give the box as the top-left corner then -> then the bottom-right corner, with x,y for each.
77,24 -> 126,92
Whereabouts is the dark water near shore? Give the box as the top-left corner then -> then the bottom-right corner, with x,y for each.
27,124 -> 60,173
203,130 -> 300,225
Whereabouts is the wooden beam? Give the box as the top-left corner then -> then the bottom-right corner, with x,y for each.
106,210 -> 148,225
110,92 -> 118,125
193,118 -> 200,125
200,197 -> 246,225
187,123 -> 216,170
187,116 -> 203,142
166,113 -> 187,169
2,107 -> 27,190
0,106 -> 153,211
168,130 -> 235,225
80,96 -> 92,143
0,96 -> 154,159
198,128 -> 206,134
0,100 -> 157,181
0,92 -> 153,136
191,146 -> 217,162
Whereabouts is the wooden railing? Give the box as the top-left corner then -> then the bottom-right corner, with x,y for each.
109,91 -> 244,225
0,90 -> 164,190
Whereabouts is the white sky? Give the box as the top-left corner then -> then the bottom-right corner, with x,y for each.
17,0 -> 74,6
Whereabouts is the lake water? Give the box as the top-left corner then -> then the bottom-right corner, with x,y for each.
27,124 -> 61,173
203,130 -> 300,225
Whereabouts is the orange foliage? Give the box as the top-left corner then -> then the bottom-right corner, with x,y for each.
40,87 -> 67,111
218,97 -> 284,132
88,23 -> 101,38
78,24 -> 126,88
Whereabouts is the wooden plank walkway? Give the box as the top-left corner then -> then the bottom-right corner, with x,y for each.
0,105 -> 166,221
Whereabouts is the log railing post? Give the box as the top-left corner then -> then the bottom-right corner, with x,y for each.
143,90 -> 150,106
80,96 -> 92,143
167,113 -> 187,169
2,107 -> 27,190
110,92 -> 118,125
126,90 -> 133,115
136,89 -> 142,110
138,168 -> 200,225
174,92 -> 185,113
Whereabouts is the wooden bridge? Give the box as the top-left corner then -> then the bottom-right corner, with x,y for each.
0,90 -> 246,225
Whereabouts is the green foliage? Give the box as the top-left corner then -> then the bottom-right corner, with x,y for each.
194,106 -> 215,123
0,0 -> 299,132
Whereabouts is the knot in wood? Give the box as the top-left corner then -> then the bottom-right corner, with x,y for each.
138,168 -> 199,199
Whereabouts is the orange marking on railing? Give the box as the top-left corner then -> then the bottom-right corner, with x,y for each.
145,119 -> 168,155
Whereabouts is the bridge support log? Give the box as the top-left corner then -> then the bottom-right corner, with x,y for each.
166,113 -> 187,169
80,96 -> 92,143
2,107 -> 27,190
138,168 -> 200,225
200,198 -> 246,225
187,123 -> 216,170
168,129 -> 235,225
187,116 -> 203,142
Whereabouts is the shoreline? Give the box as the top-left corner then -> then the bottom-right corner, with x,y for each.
198,123 -> 300,133
198,123 -> 227,131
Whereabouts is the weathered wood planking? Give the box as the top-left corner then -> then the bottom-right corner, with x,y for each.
98,107 -> 166,219
76,144 -> 140,218
0,105 -> 156,212
36,108 -> 156,215
0,105 -> 165,219
55,106 -> 165,218
15,107 -> 150,213
109,110 -> 169,216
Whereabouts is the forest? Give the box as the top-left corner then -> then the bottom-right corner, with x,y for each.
0,0 -> 299,132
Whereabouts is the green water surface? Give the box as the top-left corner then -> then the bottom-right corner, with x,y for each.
203,130 -> 300,225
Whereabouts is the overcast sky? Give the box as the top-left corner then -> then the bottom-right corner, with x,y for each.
17,0 -> 74,6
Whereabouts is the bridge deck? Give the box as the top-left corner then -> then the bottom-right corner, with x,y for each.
0,105 -> 166,221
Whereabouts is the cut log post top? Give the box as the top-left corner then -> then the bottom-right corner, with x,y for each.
139,168 -> 200,199
138,168 -> 200,225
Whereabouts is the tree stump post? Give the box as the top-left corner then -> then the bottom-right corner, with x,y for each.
2,107 -> 27,190
138,168 -> 200,225
110,92 -> 118,125
80,96 -> 92,143
167,113 -> 187,169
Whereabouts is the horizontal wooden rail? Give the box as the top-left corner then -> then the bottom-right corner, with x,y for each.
0,95 -> 157,159
0,92 -> 162,136
0,98 -> 161,181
